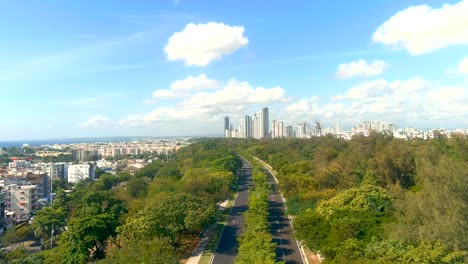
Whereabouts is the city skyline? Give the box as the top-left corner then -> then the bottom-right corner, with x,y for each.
1,1 -> 467,141
223,106 -> 468,140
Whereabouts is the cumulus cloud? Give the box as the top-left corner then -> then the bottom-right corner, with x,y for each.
118,115 -> 145,127
285,76 -> 466,127
373,0 -> 468,55
284,97 -> 319,113
77,115 -> 112,128
122,78 -> 287,125
165,22 -> 248,66
333,77 -> 428,100
333,79 -> 389,100
152,74 -> 220,99
336,59 -> 389,79
457,57 -> 468,74
182,80 -> 287,108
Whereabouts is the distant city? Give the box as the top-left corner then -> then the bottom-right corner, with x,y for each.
0,137 -> 191,223
224,107 -> 468,140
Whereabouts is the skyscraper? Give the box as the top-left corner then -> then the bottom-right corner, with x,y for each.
262,107 -> 269,138
224,117 -> 230,131
285,125 -> 294,138
224,117 -> 230,138
314,121 -> 321,136
336,123 -> 342,133
272,120 -> 284,139
244,115 -> 252,138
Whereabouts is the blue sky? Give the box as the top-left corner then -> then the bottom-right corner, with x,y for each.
0,0 -> 467,140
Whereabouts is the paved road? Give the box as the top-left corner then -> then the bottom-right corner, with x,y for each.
212,159 -> 253,264
264,166 -> 304,264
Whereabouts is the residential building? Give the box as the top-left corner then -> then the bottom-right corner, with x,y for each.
224,116 -> 230,138
285,125 -> 294,138
5,184 -> 38,222
0,189 -> 5,232
244,115 -> 252,138
262,107 -> 269,138
47,162 -> 68,180
272,120 -> 284,139
297,122 -> 309,138
8,159 -> 32,169
3,171 -> 49,198
313,121 -> 322,136
67,164 -> 96,183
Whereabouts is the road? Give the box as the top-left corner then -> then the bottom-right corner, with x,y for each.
264,162 -> 305,264
211,159 -> 253,264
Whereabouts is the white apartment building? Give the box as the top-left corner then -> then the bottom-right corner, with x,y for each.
67,164 -> 96,183
272,120 -> 284,139
5,184 -> 38,222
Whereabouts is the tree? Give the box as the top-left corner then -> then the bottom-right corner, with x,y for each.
118,193 -> 216,244
126,177 -> 148,198
387,155 -> 468,252
58,214 -> 119,262
99,237 -> 178,264
30,206 -> 67,247
295,185 -> 392,259
95,167 -> 106,179
2,228 -> 21,247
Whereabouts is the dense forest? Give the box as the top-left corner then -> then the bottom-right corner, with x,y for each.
2,134 -> 466,263
1,142 -> 242,263
227,134 -> 468,263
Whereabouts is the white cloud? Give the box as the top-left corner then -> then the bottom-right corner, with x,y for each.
333,77 -> 428,100
183,80 -> 287,108
336,59 -> 389,79
123,78 -> 287,125
118,115 -> 146,127
153,74 -> 220,99
284,97 -> 319,113
333,79 -> 389,100
457,57 -> 468,74
285,76 -> 467,127
77,115 -> 112,128
164,22 -> 248,66
170,74 -> 219,91
373,0 -> 468,55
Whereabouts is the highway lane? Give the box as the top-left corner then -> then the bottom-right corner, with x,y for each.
211,159 -> 253,264
265,167 -> 304,264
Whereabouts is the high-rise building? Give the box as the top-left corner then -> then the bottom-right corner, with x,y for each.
314,121 -> 321,136
336,123 -> 342,133
262,107 -> 269,138
244,115 -> 252,138
297,122 -> 309,138
285,125 -> 294,138
272,120 -> 284,139
224,116 -> 230,138
224,117 -> 230,131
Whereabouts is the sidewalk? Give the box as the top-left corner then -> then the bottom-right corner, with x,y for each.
186,231 -> 211,264
186,199 -> 231,264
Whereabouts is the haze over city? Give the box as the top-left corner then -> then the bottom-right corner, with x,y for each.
1,0 -> 467,141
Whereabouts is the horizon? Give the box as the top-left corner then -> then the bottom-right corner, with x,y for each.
1,1 -> 467,141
